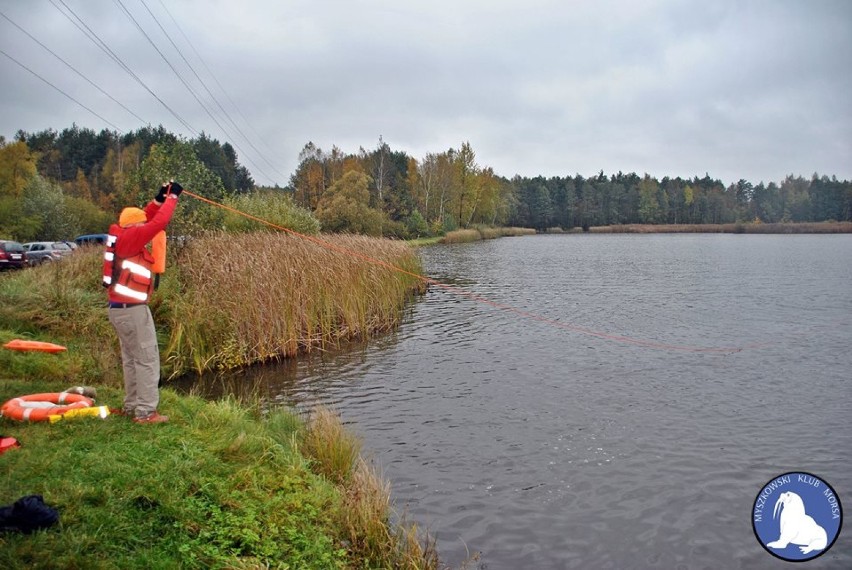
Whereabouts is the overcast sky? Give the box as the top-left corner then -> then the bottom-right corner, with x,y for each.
1,0 -> 850,187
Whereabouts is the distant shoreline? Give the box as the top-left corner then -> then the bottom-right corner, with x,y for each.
547,222 -> 852,234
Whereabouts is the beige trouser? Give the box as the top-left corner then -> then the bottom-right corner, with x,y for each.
108,304 -> 160,418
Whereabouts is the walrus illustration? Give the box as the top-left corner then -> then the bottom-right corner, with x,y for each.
766,491 -> 828,554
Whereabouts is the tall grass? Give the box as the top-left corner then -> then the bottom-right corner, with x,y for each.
442,229 -> 482,244
300,406 -> 441,569
442,226 -> 536,243
0,250 -> 118,383
498,226 -> 537,237
0,248 -> 106,335
301,406 -> 362,484
0,232 -> 426,380
167,232 -> 426,375
588,221 -> 852,233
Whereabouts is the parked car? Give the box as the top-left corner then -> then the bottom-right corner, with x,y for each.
22,241 -> 73,265
74,234 -> 109,246
0,240 -> 28,270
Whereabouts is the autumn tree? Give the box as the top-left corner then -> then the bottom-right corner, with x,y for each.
0,141 -> 38,239
453,142 -> 478,227
373,136 -> 389,210
470,166 -> 503,225
290,142 -> 327,209
683,185 -> 694,223
326,145 -> 346,186
4,173 -> 110,241
417,151 -> 455,229
0,140 -> 36,198
315,171 -> 386,235
406,156 -> 422,215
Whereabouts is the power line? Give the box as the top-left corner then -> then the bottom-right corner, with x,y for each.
137,0 -> 278,183
49,0 -> 199,135
157,0 -> 283,176
144,0 -> 286,181
0,48 -> 122,132
0,9 -> 148,125
113,0 -> 276,184
117,0 -> 276,184
14,0 -> 284,186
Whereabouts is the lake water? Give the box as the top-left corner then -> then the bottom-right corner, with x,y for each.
178,234 -> 852,569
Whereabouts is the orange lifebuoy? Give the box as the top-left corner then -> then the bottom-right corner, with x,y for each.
3,339 -> 67,353
1,392 -> 93,422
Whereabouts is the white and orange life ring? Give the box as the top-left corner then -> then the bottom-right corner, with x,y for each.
1,392 -> 94,422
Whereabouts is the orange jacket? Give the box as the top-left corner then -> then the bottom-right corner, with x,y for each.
103,196 -> 177,304
103,234 -> 156,304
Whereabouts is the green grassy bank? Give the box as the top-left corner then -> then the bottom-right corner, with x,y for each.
0,378 -> 437,569
0,232 -> 441,569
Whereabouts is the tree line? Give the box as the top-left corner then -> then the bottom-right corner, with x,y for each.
18,124 -> 254,205
1,124 -> 850,243
0,125 -> 256,241
510,171 -> 851,231
288,139 -> 851,234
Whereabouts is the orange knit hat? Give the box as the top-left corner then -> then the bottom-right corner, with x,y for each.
119,207 -> 147,227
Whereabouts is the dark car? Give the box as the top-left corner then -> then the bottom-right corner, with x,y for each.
74,234 -> 109,246
0,240 -> 28,270
22,241 -> 73,266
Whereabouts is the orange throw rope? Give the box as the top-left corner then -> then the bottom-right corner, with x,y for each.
183,190 -> 764,354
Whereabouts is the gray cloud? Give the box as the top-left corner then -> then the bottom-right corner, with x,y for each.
1,0 -> 850,187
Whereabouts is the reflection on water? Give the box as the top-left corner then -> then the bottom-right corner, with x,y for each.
174,234 -> 852,569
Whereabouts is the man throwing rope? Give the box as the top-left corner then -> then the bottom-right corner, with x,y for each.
103,181 -> 182,424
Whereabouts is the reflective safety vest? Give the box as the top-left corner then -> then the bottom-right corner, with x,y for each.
103,224 -> 156,304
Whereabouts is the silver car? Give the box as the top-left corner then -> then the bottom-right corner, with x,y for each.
22,241 -> 73,265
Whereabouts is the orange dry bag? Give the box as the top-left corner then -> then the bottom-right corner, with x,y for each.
151,230 -> 166,274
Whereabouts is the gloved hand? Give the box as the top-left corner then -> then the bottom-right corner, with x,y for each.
167,180 -> 184,197
155,183 -> 169,203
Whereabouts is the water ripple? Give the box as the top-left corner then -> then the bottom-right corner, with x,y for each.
177,234 -> 852,569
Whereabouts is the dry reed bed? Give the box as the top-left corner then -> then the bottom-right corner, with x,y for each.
167,232 -> 425,374
443,226 -> 536,243
588,222 -> 852,234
